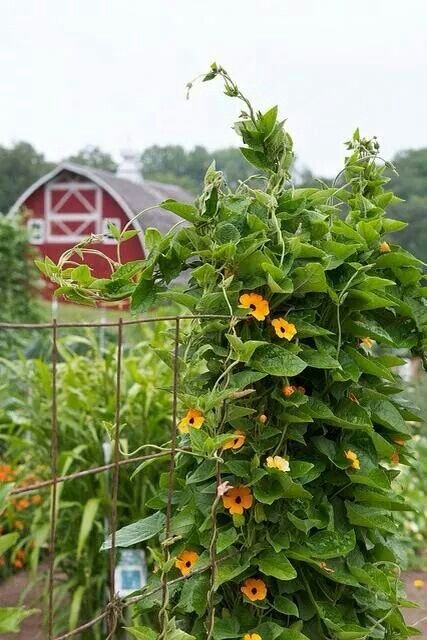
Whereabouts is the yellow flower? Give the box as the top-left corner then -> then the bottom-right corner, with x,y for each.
178,409 -> 204,433
266,455 -> 290,472
258,414 -> 267,424
244,635 -> 262,640
222,485 -> 253,515
238,293 -> 269,321
241,577 -> 267,602
223,430 -> 246,450
282,384 -> 297,397
175,550 -> 199,576
379,241 -> 391,253
361,336 -> 374,350
272,318 -> 297,341
344,450 -> 360,470
413,578 -> 425,589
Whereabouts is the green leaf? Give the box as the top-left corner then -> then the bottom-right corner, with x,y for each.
161,199 -> 200,223
360,389 -> 409,433
0,532 -> 18,556
301,347 -> 340,369
226,335 -> 266,363
273,595 -> 299,617
77,498 -> 100,559
305,530 -> 356,559
346,347 -> 395,382
126,627 -> 158,640
257,549 -> 297,580
216,527 -> 239,553
70,264 -> 93,286
212,616 -> 240,639
250,344 -> 307,377
293,263 -> 327,294
158,291 -> 198,311
177,574 -> 209,616
214,554 -> 250,589
345,502 -> 399,533
68,586 -> 86,633
101,512 -> 166,550
131,278 -> 156,312
0,608 -> 38,633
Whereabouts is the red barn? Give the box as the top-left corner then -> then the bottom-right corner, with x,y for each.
9,160 -> 191,298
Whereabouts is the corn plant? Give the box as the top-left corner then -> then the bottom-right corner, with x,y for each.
0,323 -> 173,637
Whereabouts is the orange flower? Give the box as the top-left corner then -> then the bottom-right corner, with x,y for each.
0,557 -> 5,566
13,559 -> 23,569
413,578 -> 425,589
175,550 -> 199,576
238,293 -> 269,321
344,450 -> 360,470
178,409 -> 204,434
32,495 -> 42,505
0,464 -> 14,482
282,384 -> 297,397
379,241 -> 391,253
348,392 -> 358,403
272,318 -> 297,341
360,336 -> 374,350
13,520 -> 24,531
16,498 -> 30,511
223,430 -> 246,450
244,635 -> 262,640
391,450 -> 400,465
266,456 -> 289,472
241,577 -> 267,601
222,485 -> 253,515
257,414 -> 267,424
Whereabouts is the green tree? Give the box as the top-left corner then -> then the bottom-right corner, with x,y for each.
141,145 -> 256,192
0,142 -> 53,213
66,145 -> 118,172
387,149 -> 427,261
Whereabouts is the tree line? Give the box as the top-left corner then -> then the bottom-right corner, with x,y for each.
0,141 -> 426,261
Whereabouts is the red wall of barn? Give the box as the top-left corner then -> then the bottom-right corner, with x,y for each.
23,184 -> 144,299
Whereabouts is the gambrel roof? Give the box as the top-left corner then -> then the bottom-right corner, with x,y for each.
9,161 -> 193,237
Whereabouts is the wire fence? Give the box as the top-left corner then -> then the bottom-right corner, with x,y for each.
1,314 -> 229,639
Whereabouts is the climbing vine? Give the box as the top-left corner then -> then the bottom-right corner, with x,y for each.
41,64 -> 426,639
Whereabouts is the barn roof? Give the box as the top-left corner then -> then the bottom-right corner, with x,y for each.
9,161 -> 193,238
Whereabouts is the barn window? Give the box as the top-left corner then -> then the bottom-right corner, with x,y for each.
45,181 -> 102,242
102,218 -> 121,244
27,219 -> 45,244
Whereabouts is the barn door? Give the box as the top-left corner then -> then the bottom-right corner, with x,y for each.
45,181 -> 102,242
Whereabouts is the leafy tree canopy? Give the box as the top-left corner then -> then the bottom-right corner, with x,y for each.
0,142 -> 53,214
65,145 -> 118,172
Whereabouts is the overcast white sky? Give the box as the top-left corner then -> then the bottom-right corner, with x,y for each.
0,0 -> 426,176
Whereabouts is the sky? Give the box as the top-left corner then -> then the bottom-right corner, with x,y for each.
0,0 -> 426,176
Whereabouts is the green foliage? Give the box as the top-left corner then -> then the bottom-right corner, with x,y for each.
0,326 -> 173,637
0,142 -> 53,214
384,148 -> 427,262
66,145 -> 118,172
44,64 -> 426,639
0,214 -> 42,355
141,144 -> 256,192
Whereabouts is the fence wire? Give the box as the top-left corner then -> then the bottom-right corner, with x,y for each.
1,314 -> 230,639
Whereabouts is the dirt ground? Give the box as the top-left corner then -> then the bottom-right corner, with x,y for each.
1,569 -> 427,638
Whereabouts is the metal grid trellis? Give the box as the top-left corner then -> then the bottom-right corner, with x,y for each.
0,314 -> 231,639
